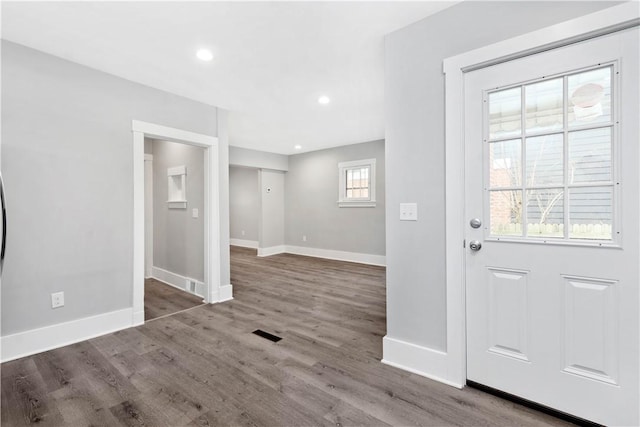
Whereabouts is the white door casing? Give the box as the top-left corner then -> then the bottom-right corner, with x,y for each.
144,154 -> 153,278
463,28 -> 638,426
132,120 -> 228,326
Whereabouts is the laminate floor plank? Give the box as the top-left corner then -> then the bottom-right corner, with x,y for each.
1,246 -> 572,426
144,278 -> 204,321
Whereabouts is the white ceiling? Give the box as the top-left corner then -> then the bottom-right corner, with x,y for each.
2,1 -> 457,155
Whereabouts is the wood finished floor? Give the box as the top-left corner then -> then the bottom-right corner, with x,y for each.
1,246 -> 571,426
144,278 -> 204,321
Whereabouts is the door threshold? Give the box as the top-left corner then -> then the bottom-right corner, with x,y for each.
466,380 -> 602,427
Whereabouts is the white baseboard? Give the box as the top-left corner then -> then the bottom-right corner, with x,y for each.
1,308 -> 134,363
211,284 -> 234,303
257,245 -> 286,257
285,245 -> 386,266
151,266 -> 205,299
381,335 -> 463,388
132,310 -> 145,326
230,238 -> 259,249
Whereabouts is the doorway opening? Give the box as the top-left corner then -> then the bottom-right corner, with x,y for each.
143,139 -> 206,320
132,120 -> 227,326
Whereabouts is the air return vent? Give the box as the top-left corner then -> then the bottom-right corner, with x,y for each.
252,329 -> 282,342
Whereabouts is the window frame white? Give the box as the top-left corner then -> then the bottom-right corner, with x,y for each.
338,158 -> 377,208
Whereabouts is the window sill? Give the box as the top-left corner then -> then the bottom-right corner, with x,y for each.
337,201 -> 376,208
167,200 -> 187,209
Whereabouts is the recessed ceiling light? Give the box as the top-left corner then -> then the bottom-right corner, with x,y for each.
318,96 -> 330,105
294,145 -> 302,150
196,49 -> 213,61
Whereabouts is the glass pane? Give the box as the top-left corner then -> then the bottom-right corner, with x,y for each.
353,169 -> 360,184
568,127 -> 611,184
353,189 -> 361,198
362,167 -> 369,180
346,170 -> 353,188
490,190 -> 523,236
525,78 -> 563,133
346,189 -> 353,198
568,67 -> 612,127
489,139 -> 521,188
489,88 -> 521,139
569,186 -> 612,240
526,134 -> 563,186
526,189 -> 564,238
362,189 -> 369,198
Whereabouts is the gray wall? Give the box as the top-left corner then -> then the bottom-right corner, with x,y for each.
217,109 -> 231,291
230,146 -> 288,171
285,140 -> 385,255
152,139 -> 205,282
385,1 -> 619,351
229,167 -> 259,242
259,169 -> 286,249
1,41 -> 219,335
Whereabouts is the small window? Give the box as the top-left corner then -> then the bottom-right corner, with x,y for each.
338,159 -> 376,207
486,64 -> 616,242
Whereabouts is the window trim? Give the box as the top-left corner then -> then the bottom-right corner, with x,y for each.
337,158 -> 376,208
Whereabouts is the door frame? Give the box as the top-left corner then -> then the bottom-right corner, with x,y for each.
441,3 -> 639,389
144,154 -> 153,279
132,120 -> 223,325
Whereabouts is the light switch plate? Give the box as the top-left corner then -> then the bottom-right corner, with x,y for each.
400,203 -> 418,221
192,208 -> 199,218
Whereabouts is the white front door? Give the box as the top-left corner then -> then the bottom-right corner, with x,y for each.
464,28 -> 639,426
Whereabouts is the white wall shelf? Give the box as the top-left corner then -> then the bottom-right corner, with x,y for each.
167,165 -> 187,209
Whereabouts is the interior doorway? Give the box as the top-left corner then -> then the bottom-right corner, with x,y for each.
143,138 -> 207,320
131,120 -> 227,327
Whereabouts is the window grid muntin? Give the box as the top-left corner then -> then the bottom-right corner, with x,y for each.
345,166 -> 370,200
485,63 -> 617,243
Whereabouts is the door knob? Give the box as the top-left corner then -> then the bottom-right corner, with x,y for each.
469,240 -> 482,251
470,218 -> 482,229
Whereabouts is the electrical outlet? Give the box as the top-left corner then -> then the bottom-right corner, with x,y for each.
241,230 -> 246,236
302,235 -> 307,242
51,292 -> 64,309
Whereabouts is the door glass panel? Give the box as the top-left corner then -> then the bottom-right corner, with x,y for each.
490,139 -> 521,188
486,64 -> 617,243
568,127 -> 612,184
525,78 -> 563,133
569,186 -> 613,240
489,88 -> 521,139
526,189 -> 564,238
568,67 -> 612,127
490,190 -> 523,236
526,134 -> 563,186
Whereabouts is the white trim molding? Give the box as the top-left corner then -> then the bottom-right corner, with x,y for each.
1,308 -> 133,363
218,284 -> 234,303
381,336 -> 463,388
230,238 -> 259,249
151,266 -> 206,300
132,120 -> 228,323
438,3 -> 639,390
254,244 -> 385,266
257,245 -> 286,257
285,245 -> 385,267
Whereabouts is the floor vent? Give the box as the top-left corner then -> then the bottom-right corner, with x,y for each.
252,329 -> 282,342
